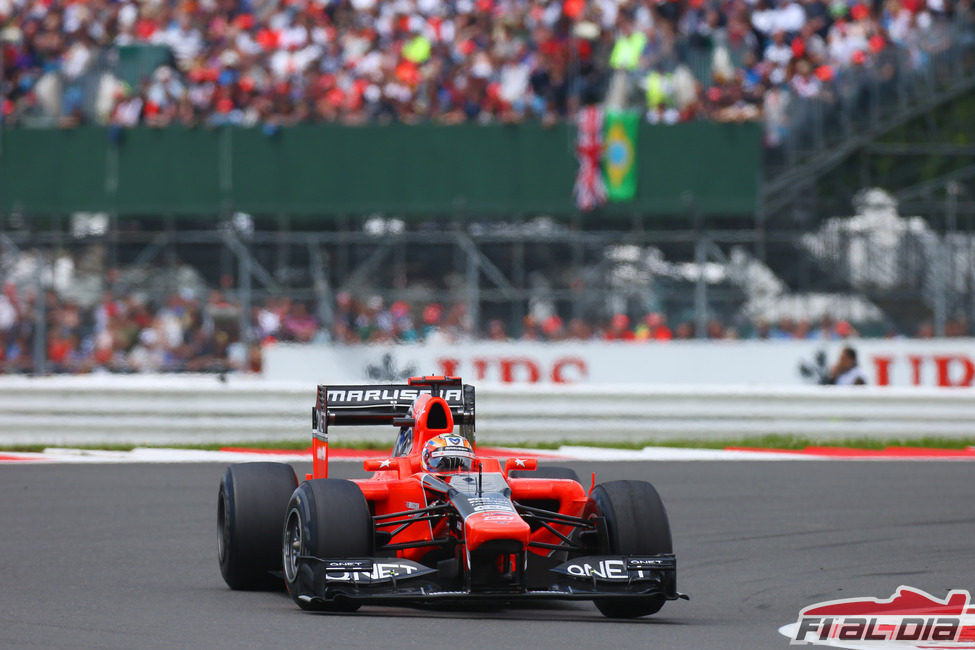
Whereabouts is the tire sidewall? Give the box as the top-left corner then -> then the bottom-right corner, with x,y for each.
283,479 -> 372,609
283,482 -> 319,601
218,462 -> 297,591
589,480 -> 672,555
585,480 -> 673,618
217,470 -> 237,578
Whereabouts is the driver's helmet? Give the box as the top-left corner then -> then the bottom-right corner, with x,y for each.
421,435 -> 474,473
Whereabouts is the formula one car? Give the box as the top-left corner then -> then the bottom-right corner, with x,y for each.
217,376 -> 684,617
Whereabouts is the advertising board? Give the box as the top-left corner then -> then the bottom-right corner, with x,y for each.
263,339 -> 975,387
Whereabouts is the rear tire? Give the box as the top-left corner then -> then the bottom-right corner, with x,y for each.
588,480 -> 672,618
509,466 -> 581,483
283,479 -> 373,611
218,462 -> 297,590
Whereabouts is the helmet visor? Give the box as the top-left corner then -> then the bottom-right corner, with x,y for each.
427,446 -> 473,472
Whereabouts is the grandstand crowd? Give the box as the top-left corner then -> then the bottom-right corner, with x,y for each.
1,0 -> 968,130
0,284 -> 969,374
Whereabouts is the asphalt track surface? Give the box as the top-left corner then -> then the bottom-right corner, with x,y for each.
2,461 -> 973,649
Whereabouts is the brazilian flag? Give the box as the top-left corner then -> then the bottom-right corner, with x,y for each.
603,111 -> 639,202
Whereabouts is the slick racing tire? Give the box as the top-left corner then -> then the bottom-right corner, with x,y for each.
283,479 -> 373,612
508,466 -> 581,484
218,462 -> 298,590
588,480 -> 672,618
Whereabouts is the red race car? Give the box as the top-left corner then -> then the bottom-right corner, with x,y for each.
217,376 -> 684,617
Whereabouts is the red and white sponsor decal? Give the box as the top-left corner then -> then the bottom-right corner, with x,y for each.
782,586 -> 975,648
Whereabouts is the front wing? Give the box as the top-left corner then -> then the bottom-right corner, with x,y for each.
292,554 -> 684,607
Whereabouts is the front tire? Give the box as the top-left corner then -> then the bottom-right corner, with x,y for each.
283,479 -> 373,611
218,462 -> 297,590
588,480 -> 672,618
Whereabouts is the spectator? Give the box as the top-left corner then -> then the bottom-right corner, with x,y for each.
128,327 -> 166,372
566,317 -> 594,340
752,318 -> 771,339
764,30 -> 794,83
835,320 -> 858,339
520,315 -> 542,341
282,302 -> 318,343
706,319 -> 726,339
486,319 -> 509,341
794,318 -> 811,339
829,346 -> 867,385
674,321 -> 695,339
771,316 -> 796,339
0,0 -> 956,129
390,300 -> 418,343
421,302 -> 446,341
635,313 -> 673,340
603,313 -> 635,341
609,14 -> 648,73
0,268 -> 949,375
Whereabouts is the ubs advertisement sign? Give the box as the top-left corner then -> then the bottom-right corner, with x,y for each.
263,340 -> 975,387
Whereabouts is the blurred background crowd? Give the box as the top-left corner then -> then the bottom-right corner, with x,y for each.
1,0 -> 970,134
0,0 -> 972,375
1,280 -> 968,374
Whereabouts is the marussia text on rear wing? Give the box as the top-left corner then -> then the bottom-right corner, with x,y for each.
312,375 -> 475,438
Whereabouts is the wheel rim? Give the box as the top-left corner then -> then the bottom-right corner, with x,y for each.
283,509 -> 302,583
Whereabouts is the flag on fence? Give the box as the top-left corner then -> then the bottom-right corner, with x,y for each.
573,105 -> 607,211
603,110 -> 639,202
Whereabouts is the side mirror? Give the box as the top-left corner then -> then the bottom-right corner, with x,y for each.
504,457 -> 538,473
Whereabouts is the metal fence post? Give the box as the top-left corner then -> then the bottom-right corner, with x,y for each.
32,247 -> 47,375
693,204 -> 708,338
239,236 -> 252,345
934,236 -> 947,337
467,242 -> 480,338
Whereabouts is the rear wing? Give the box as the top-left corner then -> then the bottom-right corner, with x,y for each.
312,376 -> 475,442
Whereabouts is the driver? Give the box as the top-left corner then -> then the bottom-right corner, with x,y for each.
421,435 -> 474,473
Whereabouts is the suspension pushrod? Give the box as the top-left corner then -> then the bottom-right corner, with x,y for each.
374,504 -> 451,520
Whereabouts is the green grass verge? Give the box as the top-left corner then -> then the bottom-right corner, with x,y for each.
538,435 -> 975,451
3,435 -> 975,454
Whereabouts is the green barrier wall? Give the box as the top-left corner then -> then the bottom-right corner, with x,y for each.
3,122 -> 760,217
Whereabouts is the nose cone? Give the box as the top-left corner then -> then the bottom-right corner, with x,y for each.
464,512 -> 531,551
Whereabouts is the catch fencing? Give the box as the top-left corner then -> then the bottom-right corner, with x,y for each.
0,375 -> 973,447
